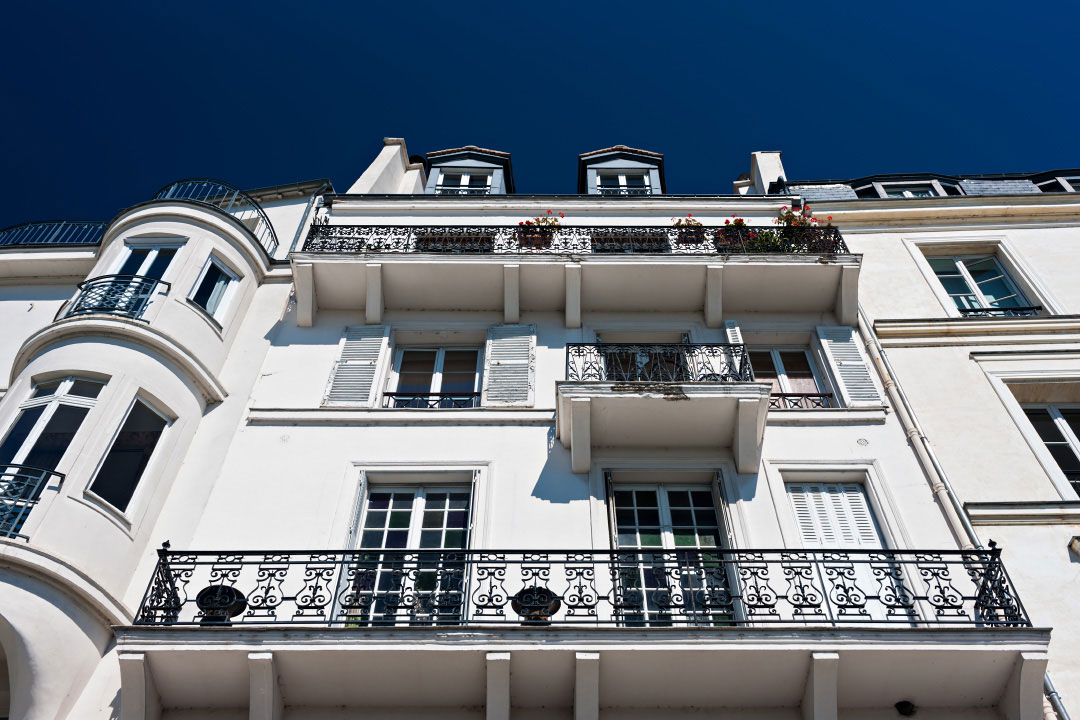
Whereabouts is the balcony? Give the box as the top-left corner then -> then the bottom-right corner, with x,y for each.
0,465 -> 63,539
63,274 -> 169,321
557,343 -> 769,473
769,392 -> 835,409
382,392 -> 480,409
153,179 -> 279,255
303,224 -> 849,255
293,225 -> 859,328
958,306 -> 1043,318
0,220 -> 106,247
135,544 -> 1028,628
117,543 -> 1045,718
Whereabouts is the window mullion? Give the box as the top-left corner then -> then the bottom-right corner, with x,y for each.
657,486 -> 675,550
432,349 -> 446,394
11,400 -> 60,464
772,350 -> 793,393
408,489 -> 427,548
1050,407 -> 1080,463
954,258 -> 989,308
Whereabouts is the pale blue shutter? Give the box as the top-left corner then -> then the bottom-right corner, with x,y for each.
325,325 -> 389,406
481,325 -> 535,407
816,326 -> 882,407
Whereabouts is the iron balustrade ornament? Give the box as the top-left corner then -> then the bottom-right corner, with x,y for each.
135,544 -> 1030,628
64,275 -> 170,321
958,306 -> 1043,318
382,392 -> 481,409
303,224 -> 849,256
154,179 -> 279,256
769,393 -> 834,410
434,187 -> 492,196
0,221 -> 107,248
0,465 -> 64,539
566,343 -> 754,383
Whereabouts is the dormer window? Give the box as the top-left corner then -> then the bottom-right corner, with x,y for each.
851,179 -> 963,199
435,172 -> 492,196
1036,176 -> 1080,193
597,172 -> 650,196
884,184 -> 936,198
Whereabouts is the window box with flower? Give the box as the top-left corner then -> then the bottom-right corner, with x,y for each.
671,214 -> 705,244
517,210 -> 564,250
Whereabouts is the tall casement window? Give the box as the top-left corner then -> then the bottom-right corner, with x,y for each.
597,172 -> 650,196
189,256 -> 238,320
349,485 -> 473,624
0,377 -> 105,472
928,256 -> 1036,316
610,483 -> 731,626
117,243 -> 179,281
88,399 -> 168,512
750,349 -> 830,408
0,377 -> 104,536
388,348 -> 483,408
1022,406 -> 1080,495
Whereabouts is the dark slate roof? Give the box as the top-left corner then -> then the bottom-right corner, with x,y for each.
959,179 -> 1040,195
787,184 -> 858,201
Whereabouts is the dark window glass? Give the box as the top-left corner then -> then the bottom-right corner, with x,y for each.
440,350 -> 479,393
192,262 -> 231,315
598,175 -> 620,188
397,351 -> 437,393
31,380 -> 62,399
69,379 -> 105,398
118,249 -> 150,276
21,405 -> 90,471
440,174 -> 462,188
144,249 -> 176,281
625,174 -> 647,188
467,174 -> 489,188
89,401 -> 167,512
0,406 -> 46,466
749,352 -> 781,394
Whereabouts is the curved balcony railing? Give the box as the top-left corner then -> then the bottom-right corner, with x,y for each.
1,465 -> 64,539
304,224 -> 849,255
64,275 -> 170,321
154,179 -> 278,256
0,220 -> 107,248
566,343 -> 754,383
134,544 -> 1029,627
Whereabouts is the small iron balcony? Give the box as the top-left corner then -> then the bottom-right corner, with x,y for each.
0,220 -> 107,248
154,179 -> 279,255
382,392 -> 480,409
134,545 -> 1029,628
566,343 -> 754,383
64,275 -> 170,321
769,393 -> 834,409
958,306 -> 1043,318
434,187 -> 492,196
303,224 -> 850,255
0,465 -> 64,539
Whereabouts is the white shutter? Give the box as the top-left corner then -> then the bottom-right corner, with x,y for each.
786,482 -> 883,549
325,325 -> 389,406
815,326 -> 882,407
481,324 -> 535,407
724,320 -> 744,345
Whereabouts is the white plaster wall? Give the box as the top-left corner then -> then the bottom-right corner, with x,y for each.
260,197 -> 315,259
0,283 -> 75,391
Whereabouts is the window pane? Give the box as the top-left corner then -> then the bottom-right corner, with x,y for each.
31,380 -> 62,398
69,379 -> 105,398
144,248 -> 176,281
21,405 -> 90,471
397,351 -> 437,393
1060,410 -> 1080,443
440,350 -> 479,393
625,174 -> 647,188
88,401 -> 167,512
779,351 -> 819,393
598,175 -> 619,188
440,174 -> 462,188
0,406 -> 46,466
193,263 -> 231,315
749,352 -> 781,393
467,174 -> 489,188
1024,409 -> 1065,442
118,248 -> 150,276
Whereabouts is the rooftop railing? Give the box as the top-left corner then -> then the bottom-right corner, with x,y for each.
64,275 -> 170,321
303,224 -> 849,255
154,179 -> 278,255
566,343 -> 754,383
134,544 -> 1029,628
0,465 -> 64,539
0,221 -> 107,248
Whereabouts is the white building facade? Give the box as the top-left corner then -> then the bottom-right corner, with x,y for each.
0,143 -> 1057,720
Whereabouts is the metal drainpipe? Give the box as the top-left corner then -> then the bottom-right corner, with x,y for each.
856,305 -> 1071,720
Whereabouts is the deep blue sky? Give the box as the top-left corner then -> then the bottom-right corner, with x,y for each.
2,1 -> 1078,228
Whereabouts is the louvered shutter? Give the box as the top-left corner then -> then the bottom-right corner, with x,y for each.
786,482 -> 883,549
325,325 -> 389,405
815,326 -> 882,407
724,320 -> 744,345
481,324 -> 535,407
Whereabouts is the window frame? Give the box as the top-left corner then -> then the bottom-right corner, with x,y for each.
387,346 -> 485,399
1020,404 -> 1080,497
609,482 -> 724,551
1037,176 -> 1080,193
187,253 -> 241,322
596,171 -> 651,196
0,376 -> 104,468
434,171 -> 492,195
114,239 -> 184,278
750,348 -> 828,395
83,394 -> 172,517
352,483 -> 474,550
930,254 -> 1031,312
868,180 -> 960,198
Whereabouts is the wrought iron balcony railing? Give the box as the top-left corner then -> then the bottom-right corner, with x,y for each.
303,224 -> 849,255
958,306 -> 1043,318
769,393 -> 834,409
64,275 -> 170,321
134,544 -> 1029,628
566,343 -> 754,383
597,187 -> 651,196
434,187 -> 492,196
154,179 -> 278,255
0,220 -> 107,248
382,392 -> 481,409
1,465 -> 64,539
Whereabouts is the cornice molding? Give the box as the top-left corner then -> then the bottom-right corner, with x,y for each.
965,501 -> 1080,525
873,316 -> 1080,347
